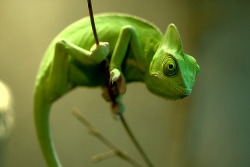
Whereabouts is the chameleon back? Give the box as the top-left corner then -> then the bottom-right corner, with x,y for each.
36,13 -> 163,87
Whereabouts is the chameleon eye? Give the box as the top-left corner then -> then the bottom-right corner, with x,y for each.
163,58 -> 177,76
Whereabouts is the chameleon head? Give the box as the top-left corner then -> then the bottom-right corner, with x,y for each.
145,24 -> 199,100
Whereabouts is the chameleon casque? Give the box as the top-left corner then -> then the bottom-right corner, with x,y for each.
34,13 -> 199,167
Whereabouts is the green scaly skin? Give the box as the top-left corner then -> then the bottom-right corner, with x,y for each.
34,13 -> 199,167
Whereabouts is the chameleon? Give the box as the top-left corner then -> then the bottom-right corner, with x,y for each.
34,13 -> 199,167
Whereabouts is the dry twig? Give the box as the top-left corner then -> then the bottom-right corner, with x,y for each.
72,108 -> 144,167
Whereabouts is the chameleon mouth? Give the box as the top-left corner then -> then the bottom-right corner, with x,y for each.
152,73 -> 191,97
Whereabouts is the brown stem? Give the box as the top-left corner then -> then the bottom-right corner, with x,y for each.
87,0 -> 99,45
120,114 -> 154,167
72,109 -> 144,167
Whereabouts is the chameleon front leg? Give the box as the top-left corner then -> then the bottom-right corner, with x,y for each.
109,25 -> 145,91
109,25 -> 145,80
107,26 -> 145,116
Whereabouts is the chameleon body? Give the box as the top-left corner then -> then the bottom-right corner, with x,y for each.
34,13 -> 199,167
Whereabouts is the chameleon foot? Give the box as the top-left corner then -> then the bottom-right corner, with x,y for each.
110,69 -> 126,94
110,69 -> 121,83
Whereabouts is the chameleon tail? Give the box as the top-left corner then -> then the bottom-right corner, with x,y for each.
34,92 -> 62,167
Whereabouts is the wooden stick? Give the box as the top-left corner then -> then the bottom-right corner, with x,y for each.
72,109 -> 144,167
120,114 -> 154,167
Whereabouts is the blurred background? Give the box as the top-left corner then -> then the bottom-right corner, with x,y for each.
0,0 -> 249,166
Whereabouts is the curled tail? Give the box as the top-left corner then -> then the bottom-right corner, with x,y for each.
34,91 -> 62,167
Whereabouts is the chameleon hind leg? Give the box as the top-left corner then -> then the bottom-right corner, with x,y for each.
35,39 -> 109,167
109,25 -> 145,94
48,39 -> 109,100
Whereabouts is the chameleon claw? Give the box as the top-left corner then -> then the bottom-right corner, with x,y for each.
89,42 -> 110,64
90,42 -> 109,53
110,69 -> 121,83
109,69 -> 126,94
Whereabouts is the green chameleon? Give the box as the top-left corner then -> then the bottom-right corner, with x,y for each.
34,13 -> 199,167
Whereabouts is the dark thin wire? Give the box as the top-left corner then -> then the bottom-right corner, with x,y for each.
120,114 -> 154,167
87,0 -> 99,45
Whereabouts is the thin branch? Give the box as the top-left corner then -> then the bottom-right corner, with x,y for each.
120,114 -> 154,167
92,150 -> 118,162
87,0 -> 99,45
72,109 -> 144,167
